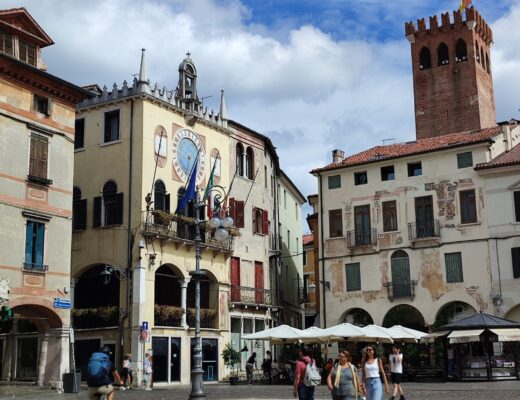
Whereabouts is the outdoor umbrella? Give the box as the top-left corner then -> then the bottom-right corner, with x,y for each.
351,325 -> 394,344
312,323 -> 365,343
387,325 -> 428,343
242,324 -> 306,344
300,326 -> 328,343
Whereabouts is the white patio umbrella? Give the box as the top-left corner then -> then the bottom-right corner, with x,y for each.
242,324 -> 306,344
300,326 -> 328,343
387,325 -> 428,343
349,325 -> 394,344
313,323 -> 365,342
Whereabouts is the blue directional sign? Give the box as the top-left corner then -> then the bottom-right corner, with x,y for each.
142,321 -> 148,330
53,298 -> 71,309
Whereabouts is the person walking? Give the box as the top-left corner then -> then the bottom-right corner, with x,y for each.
86,346 -> 123,400
142,353 -> 153,391
246,352 -> 257,384
263,350 -> 273,383
388,345 -> 405,400
361,345 -> 389,400
121,354 -> 133,389
327,350 -> 361,400
293,346 -> 317,400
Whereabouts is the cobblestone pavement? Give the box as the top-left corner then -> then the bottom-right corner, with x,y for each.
1,381 -> 520,400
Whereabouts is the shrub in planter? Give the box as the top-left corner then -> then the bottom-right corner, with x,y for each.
222,343 -> 241,384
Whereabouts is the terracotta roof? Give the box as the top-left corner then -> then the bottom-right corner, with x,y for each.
475,143 -> 520,170
311,126 -> 501,173
303,234 -> 314,245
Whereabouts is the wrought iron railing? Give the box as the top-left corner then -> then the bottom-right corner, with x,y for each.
229,285 -> 273,305
142,211 -> 233,252
384,280 -> 418,301
22,263 -> 49,273
269,233 -> 282,252
346,228 -> 377,248
408,220 -> 440,241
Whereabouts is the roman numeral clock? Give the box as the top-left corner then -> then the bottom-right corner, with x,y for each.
172,128 -> 206,183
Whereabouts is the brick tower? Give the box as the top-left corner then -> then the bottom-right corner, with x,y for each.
405,7 -> 496,140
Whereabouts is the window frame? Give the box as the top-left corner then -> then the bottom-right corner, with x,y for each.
380,165 -> 395,181
75,118 -> 85,150
103,109 -> 120,143
511,247 -> 520,279
345,262 -> 361,292
459,189 -> 477,224
445,252 -> 464,283
24,220 -> 46,270
328,175 -> 341,189
28,133 -> 52,186
382,200 -> 398,232
33,94 -> 51,116
407,162 -> 422,177
514,191 -> 520,223
354,171 -> 368,186
329,209 -> 343,238
457,151 -> 473,169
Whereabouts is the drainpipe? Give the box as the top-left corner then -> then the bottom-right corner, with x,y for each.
318,173 -> 326,328
120,99 -> 134,363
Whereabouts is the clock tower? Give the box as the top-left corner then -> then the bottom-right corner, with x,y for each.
176,53 -> 201,112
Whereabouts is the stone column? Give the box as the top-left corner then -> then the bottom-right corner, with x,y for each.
69,278 -> 77,309
181,279 -> 190,328
131,258 -> 146,388
37,333 -> 49,386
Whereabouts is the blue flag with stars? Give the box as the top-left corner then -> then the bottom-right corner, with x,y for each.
175,158 -> 198,214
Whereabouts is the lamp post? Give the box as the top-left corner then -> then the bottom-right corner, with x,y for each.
189,186 -> 233,399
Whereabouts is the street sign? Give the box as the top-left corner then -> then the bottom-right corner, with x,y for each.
142,321 -> 148,330
141,329 -> 149,340
53,298 -> 71,309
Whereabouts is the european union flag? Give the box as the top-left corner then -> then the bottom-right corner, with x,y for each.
175,158 -> 198,214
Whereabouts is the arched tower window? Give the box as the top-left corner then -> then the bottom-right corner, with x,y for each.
455,39 -> 467,62
245,147 -> 254,179
93,180 -> 123,227
419,47 -> 431,70
437,43 -> 449,66
475,43 -> 480,63
485,53 -> 490,74
236,143 -> 244,176
154,180 -> 169,212
480,47 -> 485,70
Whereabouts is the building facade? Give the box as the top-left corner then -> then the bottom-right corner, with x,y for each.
0,8 -> 90,387
302,233 -> 316,328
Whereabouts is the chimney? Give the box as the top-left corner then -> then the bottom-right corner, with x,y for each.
332,149 -> 345,163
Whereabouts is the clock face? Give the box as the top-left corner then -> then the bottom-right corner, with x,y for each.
172,129 -> 206,183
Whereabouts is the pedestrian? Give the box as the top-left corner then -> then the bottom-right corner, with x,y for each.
447,345 -> 455,378
142,352 -> 153,391
327,350 -> 362,400
388,345 -> 405,400
86,345 -> 123,400
293,346 -> 319,400
121,354 -> 133,389
361,345 -> 389,400
246,352 -> 257,384
262,350 -> 273,383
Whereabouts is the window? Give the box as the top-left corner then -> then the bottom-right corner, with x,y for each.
457,152 -> 473,168
104,110 -> 120,143
419,47 -> 431,70
438,42 -> 449,66
75,119 -> 85,150
154,181 -> 169,212
284,190 -> 287,209
415,196 -> 434,238
475,43 -> 480,63
407,162 -> 422,177
354,171 -> 368,185
19,39 -> 36,66
253,208 -> 268,235
245,147 -> 254,179
303,249 -> 307,266
264,166 -> 267,188
381,165 -> 395,181
512,248 -> 520,279
455,39 -> 468,62
72,187 -> 87,231
287,230 -> 291,250
93,181 -> 124,227
328,175 -> 341,189
28,133 -> 51,185
445,252 -> 463,283
0,30 -> 14,55
236,143 -> 244,176
229,198 -> 245,228
382,201 -> 397,232
24,220 -> 45,269
329,209 -> 343,238
33,94 -> 50,116
460,189 -> 477,224
354,205 -> 371,245
345,263 -> 361,291
514,191 -> 520,222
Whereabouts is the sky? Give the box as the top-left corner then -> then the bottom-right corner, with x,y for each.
6,0 -> 520,225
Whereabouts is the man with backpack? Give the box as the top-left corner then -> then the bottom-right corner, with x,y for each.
292,346 -> 320,400
87,346 -> 123,400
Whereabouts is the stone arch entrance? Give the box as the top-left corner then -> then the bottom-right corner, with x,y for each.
505,304 -> 520,322
382,304 -> 426,331
434,301 -> 477,328
154,264 -> 185,327
340,308 -> 374,326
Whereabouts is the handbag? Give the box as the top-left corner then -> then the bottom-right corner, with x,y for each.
145,366 -> 153,374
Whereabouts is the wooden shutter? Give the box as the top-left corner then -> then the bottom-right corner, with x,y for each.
445,252 -> 463,283
46,98 -> 52,116
262,210 -> 269,235
255,261 -> 264,303
229,198 -> 236,225
115,192 -> 124,224
165,193 -> 170,213
252,207 -> 257,234
73,199 -> 87,230
236,200 -> 245,228
93,196 -> 102,227
25,221 -> 34,263
29,134 -> 48,179
230,257 -> 240,301
345,263 -> 361,291
512,248 -> 520,279
391,254 -> 411,297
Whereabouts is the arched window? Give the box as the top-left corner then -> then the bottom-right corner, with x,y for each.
437,43 -> 449,66
236,143 -> 244,176
245,147 -> 254,179
72,187 -> 87,231
485,53 -> 490,73
93,180 -> 123,227
390,250 -> 412,298
475,43 -> 480,63
455,39 -> 467,62
419,47 -> 431,70
480,47 -> 485,69
154,180 -> 169,212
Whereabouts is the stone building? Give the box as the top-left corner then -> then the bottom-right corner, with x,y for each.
310,6 -> 520,336
0,8 -> 90,386
302,233 -> 316,328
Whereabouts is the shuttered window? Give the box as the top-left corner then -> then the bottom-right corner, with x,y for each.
445,252 -> 463,283
345,263 -> 361,291
75,119 -> 85,150
104,110 -> 120,142
382,201 -> 397,232
457,152 -> 473,168
514,191 -> 520,222
328,175 -> 341,189
19,39 -> 36,66
512,248 -> 520,279
0,30 -> 14,55
329,209 -> 343,238
460,190 -> 477,224
229,198 -> 245,228
25,221 -> 45,266
93,181 -> 123,227
29,134 -> 48,180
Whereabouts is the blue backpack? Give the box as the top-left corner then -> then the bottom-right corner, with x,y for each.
87,352 -> 110,386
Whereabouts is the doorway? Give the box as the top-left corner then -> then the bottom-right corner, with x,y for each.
191,338 -> 218,382
152,336 -> 182,383
74,339 -> 101,380
16,337 -> 38,380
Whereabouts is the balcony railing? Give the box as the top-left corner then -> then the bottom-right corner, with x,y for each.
408,220 -> 440,241
229,285 -> 273,306
142,211 -> 233,252
72,306 -> 119,329
22,263 -> 49,273
384,280 -> 418,301
269,233 -> 282,252
347,228 -> 377,249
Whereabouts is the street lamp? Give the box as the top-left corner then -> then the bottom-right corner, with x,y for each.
189,186 -> 233,399
100,265 -> 128,285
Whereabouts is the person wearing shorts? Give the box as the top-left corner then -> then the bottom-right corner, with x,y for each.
389,345 -> 405,400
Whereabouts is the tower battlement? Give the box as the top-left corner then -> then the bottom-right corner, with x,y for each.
405,7 -> 492,45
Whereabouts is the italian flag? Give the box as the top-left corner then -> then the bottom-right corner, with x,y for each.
459,0 -> 472,11
204,159 -> 218,218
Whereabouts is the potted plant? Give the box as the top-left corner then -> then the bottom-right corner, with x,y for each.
222,343 -> 241,385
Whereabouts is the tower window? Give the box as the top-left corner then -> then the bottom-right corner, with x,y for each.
236,143 -> 244,176
480,47 -> 485,70
455,39 -> 468,62
485,53 -> 490,74
475,43 -> 480,63
419,47 -> 431,70
245,147 -> 254,179
19,39 -> 36,66
437,43 -> 449,66
0,30 -> 14,56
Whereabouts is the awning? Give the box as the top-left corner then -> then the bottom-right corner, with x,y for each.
489,328 -> 520,342
420,331 -> 450,343
448,329 -> 484,344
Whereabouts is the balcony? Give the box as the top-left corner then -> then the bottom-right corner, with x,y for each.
408,220 -> 440,242
154,305 -> 183,327
347,228 -> 377,249
72,306 -> 119,329
269,233 -> 282,253
22,263 -> 49,273
186,308 -> 217,329
142,211 -> 233,253
384,280 -> 418,301
229,285 -> 273,306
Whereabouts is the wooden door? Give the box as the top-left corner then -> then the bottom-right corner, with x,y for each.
255,262 -> 264,304
354,205 -> 371,245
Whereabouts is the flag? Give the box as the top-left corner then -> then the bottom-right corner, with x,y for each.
459,0 -> 472,12
204,157 -> 218,218
175,158 -> 198,214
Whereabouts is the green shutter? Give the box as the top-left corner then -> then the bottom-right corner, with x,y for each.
328,175 -> 341,189
511,248 -> 520,279
346,263 -> 361,291
445,252 -> 463,283
391,255 -> 411,297
457,152 -> 473,168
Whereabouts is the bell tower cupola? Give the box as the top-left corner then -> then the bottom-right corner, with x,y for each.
176,52 -> 200,112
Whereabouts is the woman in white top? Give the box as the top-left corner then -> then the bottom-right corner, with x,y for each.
361,346 -> 389,400
389,345 -> 405,400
